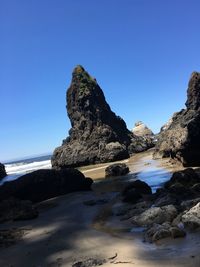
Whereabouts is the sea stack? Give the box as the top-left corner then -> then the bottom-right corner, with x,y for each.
0,163 -> 7,180
52,66 -> 151,169
154,72 -> 200,166
132,121 -> 154,137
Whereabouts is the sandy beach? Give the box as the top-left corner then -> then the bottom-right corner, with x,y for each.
0,150 -> 200,267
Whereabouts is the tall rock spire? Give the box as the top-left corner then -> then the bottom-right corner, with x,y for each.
52,66 -> 152,169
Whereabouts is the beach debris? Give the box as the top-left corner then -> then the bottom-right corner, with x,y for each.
108,253 -> 118,260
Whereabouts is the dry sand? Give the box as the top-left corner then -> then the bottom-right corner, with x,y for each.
0,150 -> 199,267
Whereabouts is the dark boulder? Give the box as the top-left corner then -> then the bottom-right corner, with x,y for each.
0,163 -> 7,180
122,179 -> 152,203
0,168 -> 93,203
122,188 -> 142,203
154,168 -> 200,203
154,72 -> 200,166
165,168 -> 200,189
105,163 -> 129,177
52,66 -> 152,169
0,197 -> 38,222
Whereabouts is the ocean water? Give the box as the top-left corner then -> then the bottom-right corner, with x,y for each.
0,155 -> 52,185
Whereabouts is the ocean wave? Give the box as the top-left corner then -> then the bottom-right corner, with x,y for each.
5,160 -> 52,175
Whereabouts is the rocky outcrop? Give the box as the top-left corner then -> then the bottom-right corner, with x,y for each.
145,223 -> 186,242
160,113 -> 177,132
131,205 -> 177,227
95,166 -> 200,243
153,168 -> 200,206
165,168 -> 200,189
109,168 -> 200,243
132,121 -> 154,137
52,66 -> 152,169
0,163 -> 7,180
132,121 -> 156,150
154,72 -> 200,166
105,163 -> 129,178
182,202 -> 200,229
0,168 -> 93,203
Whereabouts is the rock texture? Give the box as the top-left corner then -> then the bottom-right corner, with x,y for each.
110,168 -> 200,243
154,168 -> 200,207
132,121 -> 154,137
132,121 -> 156,150
0,168 -> 93,203
122,180 -> 152,203
105,163 -> 129,177
154,72 -> 200,166
145,223 -> 186,242
52,66 -> 153,169
0,163 -> 7,180
160,113 -> 176,132
131,205 -> 177,226
0,198 -> 38,222
182,202 -> 200,229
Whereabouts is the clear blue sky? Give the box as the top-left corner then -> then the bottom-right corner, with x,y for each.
1,0 -> 200,162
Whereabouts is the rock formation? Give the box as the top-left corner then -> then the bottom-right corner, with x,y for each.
52,65 -> 152,169
160,114 -> 175,132
132,121 -> 154,137
110,167 -> 200,243
154,72 -> 200,166
0,163 -> 7,180
132,121 -> 156,150
0,168 -> 93,203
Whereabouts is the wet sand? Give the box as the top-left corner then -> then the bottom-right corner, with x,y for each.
0,150 -> 199,267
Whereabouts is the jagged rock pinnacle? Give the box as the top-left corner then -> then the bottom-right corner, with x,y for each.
52,66 -> 153,169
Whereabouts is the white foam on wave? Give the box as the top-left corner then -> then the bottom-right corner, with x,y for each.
5,160 -> 52,175
0,160 -> 52,186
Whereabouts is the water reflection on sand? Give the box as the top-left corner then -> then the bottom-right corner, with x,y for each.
81,149 -> 184,192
